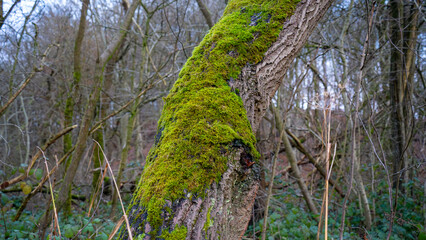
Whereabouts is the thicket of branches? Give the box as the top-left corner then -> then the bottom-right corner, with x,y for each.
0,0 -> 424,239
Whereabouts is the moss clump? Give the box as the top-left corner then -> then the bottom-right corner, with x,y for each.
203,206 -> 214,233
160,225 -> 187,240
128,0 -> 300,236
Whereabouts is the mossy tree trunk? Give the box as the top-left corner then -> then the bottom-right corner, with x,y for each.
52,0 -> 140,220
119,0 -> 333,239
62,0 -> 90,216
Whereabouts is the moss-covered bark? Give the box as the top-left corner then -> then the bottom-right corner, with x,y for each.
119,0 -> 300,239
62,0 -> 90,216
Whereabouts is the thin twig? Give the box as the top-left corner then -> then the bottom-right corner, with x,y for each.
0,125 -> 77,190
89,85 -> 153,134
87,159 -> 108,216
0,45 -> 55,117
316,93 -> 333,239
108,216 -> 125,240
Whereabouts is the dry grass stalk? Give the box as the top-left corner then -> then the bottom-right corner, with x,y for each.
42,151 -> 61,238
93,140 -> 133,240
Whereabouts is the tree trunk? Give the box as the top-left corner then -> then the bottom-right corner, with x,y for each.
283,123 -> 319,215
92,0 -> 134,202
388,0 -> 419,192
54,0 -> 139,216
111,9 -> 155,215
350,4 -> 375,229
272,105 -> 319,215
61,0 -> 90,216
402,1 -> 419,196
119,0 -> 333,239
286,129 -> 345,198
110,102 -> 137,216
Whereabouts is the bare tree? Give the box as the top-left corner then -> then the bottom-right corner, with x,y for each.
41,1 -> 141,231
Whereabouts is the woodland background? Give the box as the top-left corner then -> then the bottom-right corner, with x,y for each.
0,0 -> 425,239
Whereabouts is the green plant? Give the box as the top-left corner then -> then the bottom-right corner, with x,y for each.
0,193 -> 119,240
245,179 -> 425,239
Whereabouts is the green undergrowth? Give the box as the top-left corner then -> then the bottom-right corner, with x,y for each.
0,193 -> 118,240
128,0 -> 301,236
246,180 -> 426,239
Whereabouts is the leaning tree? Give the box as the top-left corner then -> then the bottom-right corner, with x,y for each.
118,0 -> 334,239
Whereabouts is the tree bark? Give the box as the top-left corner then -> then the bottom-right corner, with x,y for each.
349,3 -> 375,230
233,0 -> 334,131
119,0 -> 333,239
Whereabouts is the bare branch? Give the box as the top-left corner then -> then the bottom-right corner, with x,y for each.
0,125 -> 77,190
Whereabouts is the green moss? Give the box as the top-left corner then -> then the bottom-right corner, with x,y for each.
160,225 -> 187,240
146,197 -> 164,236
135,234 -> 146,240
128,0 -> 300,236
203,205 -> 214,233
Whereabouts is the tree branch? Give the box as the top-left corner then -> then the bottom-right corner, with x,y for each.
0,0 -> 20,30
195,0 -> 213,28
0,125 -> 77,190
0,45 -> 54,117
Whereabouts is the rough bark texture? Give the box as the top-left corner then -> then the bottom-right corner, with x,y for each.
233,0 -> 334,131
120,148 -> 260,240
120,0 -> 333,239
